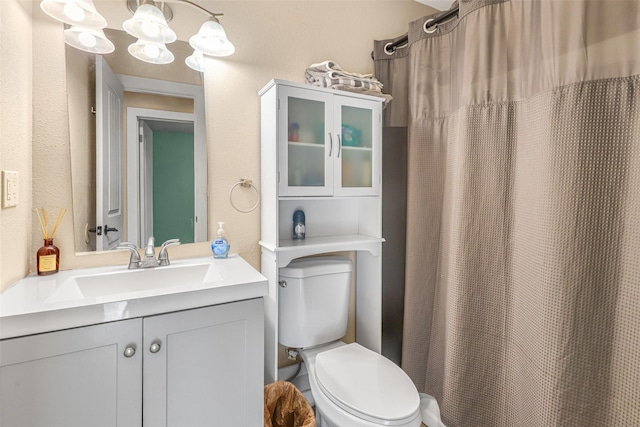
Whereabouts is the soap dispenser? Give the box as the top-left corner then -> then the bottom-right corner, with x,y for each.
212,222 -> 230,259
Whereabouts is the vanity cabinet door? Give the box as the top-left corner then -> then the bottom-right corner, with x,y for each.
142,298 -> 264,427
0,319 -> 142,427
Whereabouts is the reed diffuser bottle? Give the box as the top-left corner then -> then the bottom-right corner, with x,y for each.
35,207 -> 67,276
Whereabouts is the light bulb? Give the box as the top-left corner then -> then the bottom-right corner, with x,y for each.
141,21 -> 160,39
78,31 -> 97,48
143,43 -> 160,59
63,1 -> 85,22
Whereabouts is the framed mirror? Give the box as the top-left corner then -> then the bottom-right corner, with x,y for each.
66,26 -> 207,252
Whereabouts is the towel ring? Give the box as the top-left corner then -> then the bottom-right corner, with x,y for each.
229,179 -> 260,213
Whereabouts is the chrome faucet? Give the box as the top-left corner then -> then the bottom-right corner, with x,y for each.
140,237 -> 159,268
117,237 -> 181,269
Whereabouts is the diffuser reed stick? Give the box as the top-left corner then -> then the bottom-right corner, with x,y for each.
50,207 -> 67,238
34,207 -> 67,239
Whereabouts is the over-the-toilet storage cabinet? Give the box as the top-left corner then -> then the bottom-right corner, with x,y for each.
259,79 -> 384,383
0,299 -> 263,427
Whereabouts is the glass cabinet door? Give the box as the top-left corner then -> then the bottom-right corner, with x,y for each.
334,96 -> 381,196
278,87 -> 333,196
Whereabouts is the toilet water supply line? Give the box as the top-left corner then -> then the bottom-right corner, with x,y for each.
285,348 -> 303,382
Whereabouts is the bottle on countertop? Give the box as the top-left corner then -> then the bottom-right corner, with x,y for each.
212,222 -> 230,259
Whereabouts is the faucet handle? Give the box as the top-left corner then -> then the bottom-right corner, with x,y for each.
158,239 -> 181,266
116,242 -> 142,269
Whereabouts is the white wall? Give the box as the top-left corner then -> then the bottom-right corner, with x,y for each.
1,0 -> 433,292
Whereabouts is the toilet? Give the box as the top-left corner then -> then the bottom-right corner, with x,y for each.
279,256 -> 422,427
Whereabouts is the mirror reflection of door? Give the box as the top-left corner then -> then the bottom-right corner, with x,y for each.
96,56 -> 125,251
138,118 -> 195,246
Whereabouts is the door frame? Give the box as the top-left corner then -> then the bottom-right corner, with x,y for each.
127,108 -> 197,247
120,75 -> 207,247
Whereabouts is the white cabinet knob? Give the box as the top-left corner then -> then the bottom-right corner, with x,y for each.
123,346 -> 136,358
149,342 -> 161,353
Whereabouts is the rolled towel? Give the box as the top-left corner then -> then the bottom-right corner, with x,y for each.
308,75 -> 383,92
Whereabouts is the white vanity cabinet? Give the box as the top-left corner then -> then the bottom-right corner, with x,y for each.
143,298 -> 264,427
267,81 -> 382,197
0,298 -> 264,427
0,318 -> 142,427
259,79 -> 385,383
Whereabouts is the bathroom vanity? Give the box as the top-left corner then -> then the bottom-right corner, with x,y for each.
0,255 -> 267,427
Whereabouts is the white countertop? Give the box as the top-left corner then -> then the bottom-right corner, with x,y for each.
0,255 -> 268,340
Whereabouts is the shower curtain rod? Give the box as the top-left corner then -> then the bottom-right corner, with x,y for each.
372,6 -> 459,59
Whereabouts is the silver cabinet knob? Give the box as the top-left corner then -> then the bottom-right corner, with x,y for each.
123,346 -> 136,358
149,342 -> 161,353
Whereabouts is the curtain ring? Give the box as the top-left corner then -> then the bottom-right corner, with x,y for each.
229,179 -> 260,213
383,42 -> 396,56
423,18 -> 437,34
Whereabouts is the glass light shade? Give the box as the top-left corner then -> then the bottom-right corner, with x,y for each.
123,4 -> 176,44
40,0 -> 107,28
64,26 -> 115,54
189,19 -> 235,57
185,50 -> 205,72
128,39 -> 174,64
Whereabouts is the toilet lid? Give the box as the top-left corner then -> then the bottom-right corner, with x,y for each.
315,343 -> 420,425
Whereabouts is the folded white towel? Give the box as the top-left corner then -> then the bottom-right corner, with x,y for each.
304,60 -> 391,108
307,74 -> 383,91
306,60 -> 374,79
330,84 -> 393,108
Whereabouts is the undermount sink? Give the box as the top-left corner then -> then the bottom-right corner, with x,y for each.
74,262 -> 222,298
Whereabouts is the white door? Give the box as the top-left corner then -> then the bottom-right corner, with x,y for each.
96,56 -> 125,251
142,299 -> 264,427
0,319 -> 142,427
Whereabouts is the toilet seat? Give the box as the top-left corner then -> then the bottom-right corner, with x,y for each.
314,343 -> 420,425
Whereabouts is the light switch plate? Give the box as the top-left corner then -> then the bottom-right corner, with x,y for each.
2,170 -> 19,208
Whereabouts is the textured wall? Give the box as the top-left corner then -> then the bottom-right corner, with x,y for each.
0,0 -> 32,292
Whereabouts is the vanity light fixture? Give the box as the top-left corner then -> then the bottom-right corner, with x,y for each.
64,26 -> 115,54
122,2 -> 177,44
189,17 -> 235,57
41,0 -> 114,54
185,49 -> 205,72
128,39 -> 175,64
40,0 -> 107,28
40,0 -> 235,67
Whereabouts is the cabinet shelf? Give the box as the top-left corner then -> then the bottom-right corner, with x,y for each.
259,234 -> 384,267
287,141 -> 372,152
342,145 -> 372,152
288,141 -> 324,147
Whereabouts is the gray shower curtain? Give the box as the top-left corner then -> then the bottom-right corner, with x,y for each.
374,1 -> 640,425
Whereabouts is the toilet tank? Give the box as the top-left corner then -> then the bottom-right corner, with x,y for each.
279,256 -> 352,349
